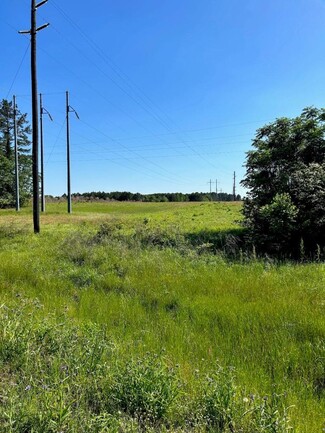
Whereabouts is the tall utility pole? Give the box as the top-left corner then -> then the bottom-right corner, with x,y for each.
13,95 -> 20,212
233,171 -> 236,201
66,91 -> 79,214
39,93 -> 53,212
19,0 -> 49,233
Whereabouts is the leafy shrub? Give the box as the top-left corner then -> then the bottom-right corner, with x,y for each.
242,107 -> 325,257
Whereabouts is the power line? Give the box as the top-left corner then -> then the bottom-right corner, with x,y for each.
5,42 -> 30,99
40,3 -> 238,173
46,150 -> 245,162
10,4 -> 247,189
44,119 -> 194,185
44,118 -> 195,187
29,3 -> 257,178
77,119 -> 195,184
45,118 -> 66,164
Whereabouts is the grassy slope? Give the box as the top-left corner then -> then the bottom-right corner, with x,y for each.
0,202 -> 324,432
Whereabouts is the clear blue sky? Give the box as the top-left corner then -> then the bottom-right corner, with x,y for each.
2,0 -> 325,196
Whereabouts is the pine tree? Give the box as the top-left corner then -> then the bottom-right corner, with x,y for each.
0,99 -> 32,208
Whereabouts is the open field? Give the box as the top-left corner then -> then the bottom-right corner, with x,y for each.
0,202 -> 324,432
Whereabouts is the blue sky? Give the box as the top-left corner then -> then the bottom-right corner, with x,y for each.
2,0 -> 325,196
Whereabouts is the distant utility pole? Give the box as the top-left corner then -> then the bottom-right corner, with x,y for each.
66,91 -> 79,214
19,0 -> 49,233
13,95 -> 20,212
215,178 -> 218,201
233,171 -> 236,201
209,179 -> 212,194
39,93 -> 53,212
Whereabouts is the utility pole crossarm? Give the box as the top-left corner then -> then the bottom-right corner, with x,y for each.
41,106 -> 53,121
68,105 -> 80,120
36,0 -> 48,8
36,23 -> 50,32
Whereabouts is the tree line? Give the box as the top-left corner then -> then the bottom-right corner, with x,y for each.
68,191 -> 241,202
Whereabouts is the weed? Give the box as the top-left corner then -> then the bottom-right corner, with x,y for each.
196,366 -> 236,432
105,354 -> 180,424
241,393 -> 294,433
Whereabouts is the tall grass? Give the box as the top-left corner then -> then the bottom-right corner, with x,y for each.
0,202 -> 323,432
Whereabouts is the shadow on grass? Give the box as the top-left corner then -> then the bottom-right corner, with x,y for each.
184,228 -> 246,258
93,221 -> 249,260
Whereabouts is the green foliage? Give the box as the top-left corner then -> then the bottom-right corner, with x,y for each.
198,367 -> 236,431
242,107 -> 325,257
240,393 -> 294,433
0,99 -> 32,208
106,355 -> 180,423
0,154 -> 15,207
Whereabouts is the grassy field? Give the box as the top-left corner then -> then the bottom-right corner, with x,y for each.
0,201 -> 324,432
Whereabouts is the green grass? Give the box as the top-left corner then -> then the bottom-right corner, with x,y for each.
0,201 -> 324,432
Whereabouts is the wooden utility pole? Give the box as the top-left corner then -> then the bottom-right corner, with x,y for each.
215,178 -> 218,201
40,93 -> 44,213
209,179 -> 213,194
31,0 -> 39,231
19,0 -> 49,233
66,91 -> 71,214
66,91 -> 79,214
13,95 -> 20,212
40,93 -> 53,212
233,171 -> 236,201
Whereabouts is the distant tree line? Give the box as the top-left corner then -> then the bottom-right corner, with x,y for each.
68,191 -> 241,202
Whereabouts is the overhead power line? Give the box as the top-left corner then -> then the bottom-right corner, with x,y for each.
43,2 -> 236,173
5,42 -> 30,99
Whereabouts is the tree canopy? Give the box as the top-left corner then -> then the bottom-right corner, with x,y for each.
241,107 -> 325,257
0,99 -> 32,208
70,191 -> 240,203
